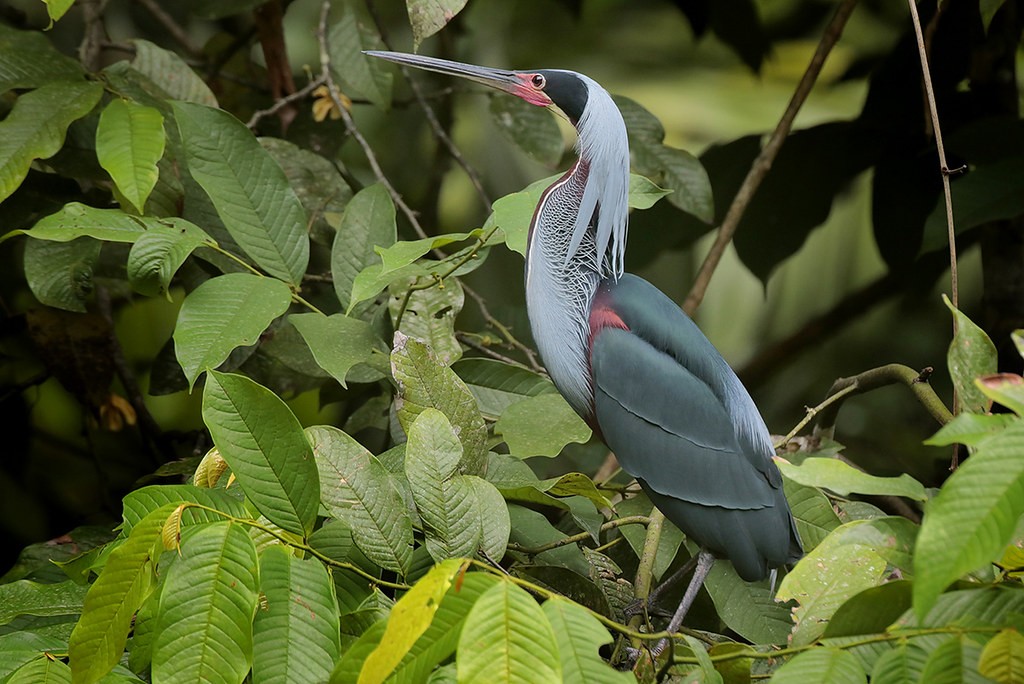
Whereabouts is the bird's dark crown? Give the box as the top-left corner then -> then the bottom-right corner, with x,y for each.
535,70 -> 589,124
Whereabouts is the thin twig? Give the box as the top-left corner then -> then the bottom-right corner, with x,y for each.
134,0 -> 202,58
247,75 -> 327,129
363,0 -> 491,209
462,283 -> 545,373
506,515 -> 650,555
683,0 -> 859,315
773,384 -> 858,451
456,332 -> 532,368
316,0 -> 429,241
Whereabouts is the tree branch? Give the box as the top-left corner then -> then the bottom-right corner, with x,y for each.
683,0 -> 859,315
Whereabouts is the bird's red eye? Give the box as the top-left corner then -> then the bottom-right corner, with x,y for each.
531,74 -> 546,89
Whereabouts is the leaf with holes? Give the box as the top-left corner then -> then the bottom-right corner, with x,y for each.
202,371 -> 319,537
173,273 -> 293,389
151,522 -> 259,684
389,276 -> 464,366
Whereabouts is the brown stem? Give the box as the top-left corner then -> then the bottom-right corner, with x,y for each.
247,75 -> 326,129
683,0 -> 859,315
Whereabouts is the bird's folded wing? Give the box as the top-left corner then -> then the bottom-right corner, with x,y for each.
592,326 -> 777,511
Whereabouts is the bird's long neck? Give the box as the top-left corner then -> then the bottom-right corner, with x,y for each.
526,158 -> 603,417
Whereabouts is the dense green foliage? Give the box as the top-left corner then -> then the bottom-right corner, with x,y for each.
2,0 -> 1024,682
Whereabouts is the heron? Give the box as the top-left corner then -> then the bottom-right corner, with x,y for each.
366,50 -> 803,643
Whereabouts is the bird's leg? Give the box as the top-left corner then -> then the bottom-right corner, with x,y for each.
651,549 -> 715,657
623,553 -> 698,618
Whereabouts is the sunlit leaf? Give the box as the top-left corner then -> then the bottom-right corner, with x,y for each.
913,421 -> 1024,619
979,628 -> 1024,684
944,294 -> 998,414
770,648 -> 866,684
151,522 -> 259,684
925,411 -> 1018,447
8,657 -> 72,684
456,581 -> 561,683
777,458 -> 927,501
96,99 -> 165,214
542,598 -> 633,684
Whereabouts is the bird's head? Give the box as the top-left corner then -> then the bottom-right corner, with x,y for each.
365,50 -> 630,279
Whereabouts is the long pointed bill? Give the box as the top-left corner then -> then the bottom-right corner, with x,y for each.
364,50 -> 552,106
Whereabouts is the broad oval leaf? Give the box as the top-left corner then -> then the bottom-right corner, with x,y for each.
120,484 -> 248,535
8,657 -> 72,684
328,6 -> 392,110
913,421 -> 1024,619
151,522 -> 259,684
0,81 -> 103,204
289,312 -> 385,388
126,220 -> 211,297
130,39 -> 217,105
252,546 -> 341,684
453,358 -> 557,419
23,238 -> 100,312
702,562 -> 794,645
173,100 -> 309,284
173,273 -> 293,389
96,99 -> 165,214
307,425 -> 414,575
0,23 -> 83,92
456,581 -> 561,683
69,504 -> 177,684
495,393 -> 592,458
390,276 -> 465,366
202,371 -> 318,537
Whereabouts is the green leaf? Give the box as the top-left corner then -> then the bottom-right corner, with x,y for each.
307,425 -> 414,575
173,273 -> 293,389
128,591 -> 159,673
770,648 -> 866,684
252,546 -> 341,684
328,6 -> 392,110
981,0 -> 1011,32
490,173 -> 672,257
129,40 -> 217,105
0,24 -> 84,92
977,374 -> 1024,417
23,238 -> 100,312
391,333 -> 488,475
944,294 -> 998,414
823,581 -> 912,639
377,231 -> 482,275
0,581 -> 86,626
925,411 -> 1018,447
17,203 -> 146,243
120,484 -> 248,535
913,421 -> 1024,619
173,101 -> 309,284
979,628 -> 1024,684
390,276 -> 465,366
495,393 -> 592,458
870,641 -> 929,684
454,358 -> 557,419
126,220 -> 211,297
468,476 -> 511,561
0,81 -> 103,204
202,371 -> 319,536
96,100 -> 166,214
702,563 -> 793,645
359,559 -> 463,684
332,184 -> 396,311
776,458 -> 927,501
406,0 -> 468,50
289,313 -> 384,388
456,581 -> 561,683
784,476 -> 842,552
779,518 -> 915,646
331,620 -> 387,683
614,95 -> 713,222
8,657 -> 72,684
388,573 -> 498,683
919,635 -> 988,684
69,504 -> 177,684
405,410 -> 481,561
151,522 -> 259,684
490,94 -> 563,167
542,598 -> 633,684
